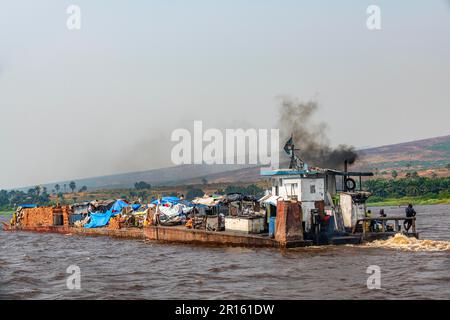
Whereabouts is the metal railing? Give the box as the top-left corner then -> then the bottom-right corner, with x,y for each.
352,216 -> 416,235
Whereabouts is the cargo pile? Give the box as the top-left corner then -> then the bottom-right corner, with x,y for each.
9,193 -> 268,235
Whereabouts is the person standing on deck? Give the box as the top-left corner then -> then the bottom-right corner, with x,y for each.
365,209 -> 374,232
10,211 -> 17,226
380,209 -> 387,231
154,201 -> 161,225
403,204 -> 416,232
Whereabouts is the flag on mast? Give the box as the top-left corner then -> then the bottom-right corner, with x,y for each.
283,135 -> 294,155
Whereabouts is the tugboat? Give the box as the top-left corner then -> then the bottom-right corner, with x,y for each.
260,140 -> 419,245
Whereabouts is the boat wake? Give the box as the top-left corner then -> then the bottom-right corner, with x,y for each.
364,233 -> 450,252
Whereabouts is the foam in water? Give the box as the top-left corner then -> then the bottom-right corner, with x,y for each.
365,233 -> 450,252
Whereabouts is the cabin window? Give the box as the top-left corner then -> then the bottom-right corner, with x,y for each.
275,186 -> 279,196
290,183 -> 298,195
310,185 -> 316,194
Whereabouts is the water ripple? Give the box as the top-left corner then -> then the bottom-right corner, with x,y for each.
1,205 -> 449,299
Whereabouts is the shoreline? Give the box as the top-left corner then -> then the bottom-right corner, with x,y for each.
367,198 -> 450,207
0,211 -> 13,218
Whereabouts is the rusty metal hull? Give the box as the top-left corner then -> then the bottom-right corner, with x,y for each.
2,223 -> 311,248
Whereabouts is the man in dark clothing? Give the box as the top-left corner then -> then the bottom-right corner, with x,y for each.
376,209 -> 387,231
366,209 -> 376,232
403,204 -> 416,232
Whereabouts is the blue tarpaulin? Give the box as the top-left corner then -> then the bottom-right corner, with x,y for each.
20,204 -> 38,208
178,200 -> 193,207
84,199 -> 129,228
151,196 -> 180,205
110,199 -> 129,214
83,211 -> 113,228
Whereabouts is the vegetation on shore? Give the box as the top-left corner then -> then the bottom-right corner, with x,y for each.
0,180 -> 265,211
0,181 -> 86,211
364,176 -> 450,206
0,211 -> 13,218
367,196 -> 450,207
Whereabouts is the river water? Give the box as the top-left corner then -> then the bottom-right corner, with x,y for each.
1,204 -> 449,299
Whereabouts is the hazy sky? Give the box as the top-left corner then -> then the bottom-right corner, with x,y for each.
1,0 -> 449,189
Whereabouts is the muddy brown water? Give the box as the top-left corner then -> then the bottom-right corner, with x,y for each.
0,204 -> 449,299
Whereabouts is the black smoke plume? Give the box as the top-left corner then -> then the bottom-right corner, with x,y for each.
278,98 -> 358,169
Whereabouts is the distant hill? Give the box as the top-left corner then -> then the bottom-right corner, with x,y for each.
194,134 -> 450,183
30,164 -> 253,192
355,135 -> 450,176
18,135 -> 450,191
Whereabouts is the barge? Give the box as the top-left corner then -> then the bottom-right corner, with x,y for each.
2,141 -> 419,248
1,215 -> 418,248
2,191 -> 418,249
2,200 -> 313,248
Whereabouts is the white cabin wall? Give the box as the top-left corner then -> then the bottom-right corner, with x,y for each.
299,179 -> 325,201
326,175 -> 337,197
275,176 -> 325,233
279,178 -> 301,198
301,201 -> 316,231
340,193 -> 353,228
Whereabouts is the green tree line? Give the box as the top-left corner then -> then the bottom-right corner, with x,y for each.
0,187 -> 51,210
224,184 -> 264,197
363,176 -> 450,201
0,181 -> 88,211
